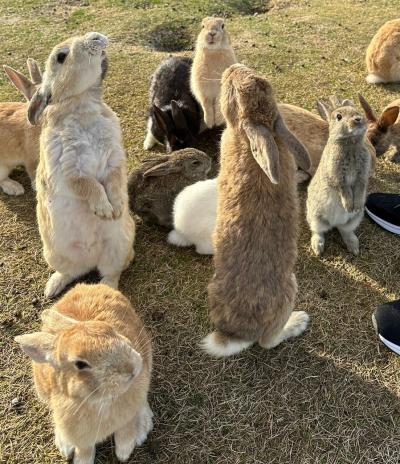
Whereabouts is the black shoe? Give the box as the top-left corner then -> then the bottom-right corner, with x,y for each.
365,193 -> 400,234
373,300 -> 400,355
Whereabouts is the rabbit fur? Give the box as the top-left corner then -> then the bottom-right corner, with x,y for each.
15,283 -> 153,464
202,64 -> 311,358
128,148 -> 211,228
191,17 -> 237,129
0,58 -> 42,195
307,103 -> 372,256
28,32 -> 135,298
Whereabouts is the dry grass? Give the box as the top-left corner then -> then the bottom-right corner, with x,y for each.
1,0 -> 400,463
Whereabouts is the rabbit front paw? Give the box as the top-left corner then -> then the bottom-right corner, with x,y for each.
90,196 -> 114,219
204,112 -> 214,129
110,197 -> 123,219
341,197 -> 354,213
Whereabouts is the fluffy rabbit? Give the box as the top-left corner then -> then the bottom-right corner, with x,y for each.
191,17 -> 237,128
143,56 -> 201,152
15,283 -> 153,464
0,58 -> 42,195
358,94 -> 400,161
307,103 -> 372,256
28,32 -> 135,298
202,64 -> 311,358
168,177 -> 217,254
366,19 -> 400,84
128,148 -> 211,228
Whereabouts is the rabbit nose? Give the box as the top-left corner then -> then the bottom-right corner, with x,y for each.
85,32 -> 108,48
209,31 -> 216,37
353,116 -> 362,124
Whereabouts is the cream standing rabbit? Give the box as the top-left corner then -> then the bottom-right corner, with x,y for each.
191,17 -> 236,128
15,283 -> 153,464
28,33 -> 135,298
307,103 -> 371,256
0,59 -> 42,195
202,64 -> 311,358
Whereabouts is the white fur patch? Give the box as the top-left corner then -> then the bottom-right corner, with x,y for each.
201,332 -> 253,358
366,74 -> 385,84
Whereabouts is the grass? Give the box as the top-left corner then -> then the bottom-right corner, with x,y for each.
1,0 -> 400,463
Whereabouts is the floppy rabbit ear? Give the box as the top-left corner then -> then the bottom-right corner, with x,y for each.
171,100 -> 189,131
27,87 -> 50,125
143,161 -> 181,178
316,100 -> 331,121
275,116 -> 311,172
41,307 -> 78,331
358,94 -> 376,122
26,58 -> 42,84
153,105 -> 169,136
15,332 -> 56,364
243,119 -> 280,184
377,106 -> 399,130
3,65 -> 36,101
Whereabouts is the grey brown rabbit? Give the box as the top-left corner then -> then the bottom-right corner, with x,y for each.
128,148 -> 211,228
307,102 -> 372,256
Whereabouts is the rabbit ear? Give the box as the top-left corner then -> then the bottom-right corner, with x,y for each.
316,100 -> 331,121
41,307 -> 78,331
27,87 -> 50,125
275,115 -> 311,172
341,99 -> 355,107
171,100 -> 189,131
15,332 -> 56,364
377,106 -> 399,130
243,119 -> 280,184
358,94 -> 376,122
143,161 -> 181,178
26,58 -> 42,84
3,65 -> 36,100
153,105 -> 169,136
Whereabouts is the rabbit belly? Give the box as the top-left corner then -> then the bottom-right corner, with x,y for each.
324,197 -> 358,227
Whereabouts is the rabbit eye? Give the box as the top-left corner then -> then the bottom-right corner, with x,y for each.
57,52 -> 68,64
221,24 -> 225,29
192,160 -> 201,166
336,113 -> 342,121
75,360 -> 90,370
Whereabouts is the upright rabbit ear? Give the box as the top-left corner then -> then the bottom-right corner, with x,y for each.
341,98 -> 355,107
377,106 -> 399,130
26,58 -> 42,84
27,87 -> 50,125
143,161 -> 181,178
316,100 -> 331,121
171,100 -> 189,131
41,307 -> 78,331
358,94 -> 376,122
15,332 -> 56,364
153,105 -> 169,136
275,116 -> 311,172
243,119 -> 280,184
3,65 -> 36,100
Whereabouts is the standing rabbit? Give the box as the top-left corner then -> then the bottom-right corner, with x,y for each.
28,32 -> 135,298
128,148 -> 211,228
0,58 -> 42,195
306,102 -> 372,256
144,56 -> 201,152
15,283 -> 153,464
202,64 -> 311,358
191,17 -> 237,129
366,19 -> 400,84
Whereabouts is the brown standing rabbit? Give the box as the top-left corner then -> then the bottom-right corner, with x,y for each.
0,59 -> 42,195
202,64 -> 310,357
15,283 -> 153,464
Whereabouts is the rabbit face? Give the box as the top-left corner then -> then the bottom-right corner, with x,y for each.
200,17 -> 228,48
329,107 -> 367,140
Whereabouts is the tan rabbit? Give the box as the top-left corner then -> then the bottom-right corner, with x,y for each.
366,19 -> 400,84
0,59 -> 42,195
191,17 -> 237,129
28,32 -> 135,298
202,64 -> 310,358
15,283 -> 153,464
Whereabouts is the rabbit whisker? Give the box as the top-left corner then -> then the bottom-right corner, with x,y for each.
72,384 -> 102,416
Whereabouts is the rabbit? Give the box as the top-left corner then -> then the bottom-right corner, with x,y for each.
202,64 -> 311,358
128,148 -> 211,228
27,32 -> 135,298
306,102 -> 372,256
168,177 -> 217,255
15,283 -> 153,464
191,17 -> 237,129
143,56 -> 201,153
366,19 -> 400,84
358,94 -> 400,162
0,58 -> 42,195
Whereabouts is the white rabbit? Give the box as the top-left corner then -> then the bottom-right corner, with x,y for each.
168,177 -> 217,255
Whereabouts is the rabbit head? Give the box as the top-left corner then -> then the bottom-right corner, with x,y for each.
221,64 -> 310,183
198,17 -> 230,49
3,58 -> 42,100
358,94 -> 399,156
28,32 -> 109,125
15,308 -> 143,401
319,101 -> 367,141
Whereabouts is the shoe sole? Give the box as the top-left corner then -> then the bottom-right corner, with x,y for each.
379,334 -> 400,356
365,207 -> 400,235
